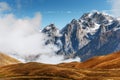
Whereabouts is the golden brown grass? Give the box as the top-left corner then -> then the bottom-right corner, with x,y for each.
1,51 -> 120,80
59,51 -> 120,69
1,62 -> 120,80
0,52 -> 20,66
0,62 -> 85,80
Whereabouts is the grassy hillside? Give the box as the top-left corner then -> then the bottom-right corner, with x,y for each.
0,53 -> 20,66
1,52 -> 120,80
59,51 -> 120,69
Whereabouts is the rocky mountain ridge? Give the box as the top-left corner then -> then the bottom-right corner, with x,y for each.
42,11 -> 120,61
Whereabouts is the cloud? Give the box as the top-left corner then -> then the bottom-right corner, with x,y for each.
0,11 -> 80,64
108,0 -> 120,17
0,2 -> 11,12
0,13 -> 43,56
36,55 -> 80,64
0,12 -> 60,63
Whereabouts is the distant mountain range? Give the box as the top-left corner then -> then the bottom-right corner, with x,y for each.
42,11 -> 120,61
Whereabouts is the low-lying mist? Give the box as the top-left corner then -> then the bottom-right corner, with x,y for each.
0,13 -> 80,64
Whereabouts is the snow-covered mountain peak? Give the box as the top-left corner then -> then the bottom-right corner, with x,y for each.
42,24 -> 62,48
43,24 -> 57,32
80,12 -> 113,25
42,24 -> 61,37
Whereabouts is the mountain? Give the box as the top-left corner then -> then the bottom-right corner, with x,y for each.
59,12 -> 114,56
0,52 -> 20,66
42,24 -> 61,44
42,24 -> 62,49
42,12 -> 120,61
58,19 -> 90,56
76,14 -> 120,61
1,52 -> 120,80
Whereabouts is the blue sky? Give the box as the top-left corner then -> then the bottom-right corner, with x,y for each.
0,0 -> 113,29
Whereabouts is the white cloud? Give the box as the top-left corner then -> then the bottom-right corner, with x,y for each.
36,55 -> 80,64
108,0 -> 120,17
0,13 -> 43,56
0,12 -> 61,63
0,2 -> 11,12
0,12 -> 80,64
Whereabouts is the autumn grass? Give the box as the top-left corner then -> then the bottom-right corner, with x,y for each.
1,52 -> 120,80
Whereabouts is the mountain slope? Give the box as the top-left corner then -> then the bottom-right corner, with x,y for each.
59,51 -> 120,69
0,53 -> 20,66
85,51 -> 120,69
76,26 -> 120,61
1,52 -> 120,80
93,51 -> 120,69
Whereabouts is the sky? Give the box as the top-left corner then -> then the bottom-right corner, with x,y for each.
0,0 -> 119,29
0,0 -> 119,64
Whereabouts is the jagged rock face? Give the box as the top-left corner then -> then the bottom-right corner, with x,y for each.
76,29 -> 120,61
42,24 -> 61,37
42,12 -> 120,61
81,12 -> 113,25
58,12 -> 115,57
42,24 -> 62,47
59,19 -> 90,56
75,12 -> 120,61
